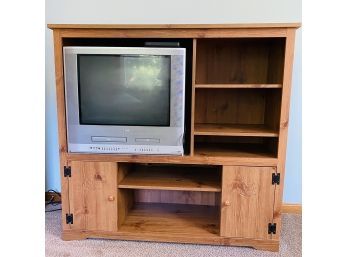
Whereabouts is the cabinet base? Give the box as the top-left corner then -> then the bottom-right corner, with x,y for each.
62,230 -> 279,252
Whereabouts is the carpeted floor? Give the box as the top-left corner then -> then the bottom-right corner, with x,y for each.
45,206 -> 301,257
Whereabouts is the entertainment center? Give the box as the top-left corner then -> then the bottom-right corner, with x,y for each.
48,23 -> 300,251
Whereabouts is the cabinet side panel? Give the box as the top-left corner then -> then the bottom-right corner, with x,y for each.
273,29 -> 297,240
190,39 -> 197,155
117,189 -> 134,228
220,166 -> 275,240
53,30 -> 70,231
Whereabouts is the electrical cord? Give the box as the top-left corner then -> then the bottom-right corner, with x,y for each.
45,189 -> 62,212
45,207 -> 61,212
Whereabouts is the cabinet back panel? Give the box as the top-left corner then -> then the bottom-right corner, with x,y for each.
196,38 -> 285,84
195,89 -> 266,125
134,190 -> 220,206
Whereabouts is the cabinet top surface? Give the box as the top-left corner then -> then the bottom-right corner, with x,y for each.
47,23 -> 301,29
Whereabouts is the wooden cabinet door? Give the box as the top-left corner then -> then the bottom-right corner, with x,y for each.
220,166 -> 276,239
68,161 -> 118,232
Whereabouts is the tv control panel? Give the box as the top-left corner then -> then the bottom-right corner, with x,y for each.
69,143 -> 183,155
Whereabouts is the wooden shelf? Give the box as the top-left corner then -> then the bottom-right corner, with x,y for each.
118,203 -> 220,236
118,165 -> 221,192
194,142 -> 276,159
194,123 -> 279,137
195,84 -> 282,89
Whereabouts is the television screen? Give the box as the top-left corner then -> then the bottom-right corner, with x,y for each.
77,54 -> 171,126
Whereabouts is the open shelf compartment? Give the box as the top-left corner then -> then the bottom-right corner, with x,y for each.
195,38 -> 285,85
117,163 -> 221,236
194,88 -> 282,138
194,136 -> 278,158
118,202 -> 220,236
118,163 -> 222,192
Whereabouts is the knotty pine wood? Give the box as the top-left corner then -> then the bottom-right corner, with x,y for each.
118,165 -> 221,192
48,23 -> 301,29
45,191 -> 300,213
267,39 -> 286,85
220,166 -> 275,239
273,28 -> 297,241
194,123 -> 279,137
195,38 -> 285,84
66,152 -> 278,166
134,190 -> 220,206
118,203 -> 220,236
194,89 -> 266,125
61,229 -> 279,251
194,143 -> 277,159
281,204 -> 302,214
53,30 -> 70,231
264,89 -> 282,132
48,24 -> 299,250
54,28 -> 289,39
190,39 -> 197,155
117,189 -> 134,229
195,84 -> 282,89
68,161 -> 118,232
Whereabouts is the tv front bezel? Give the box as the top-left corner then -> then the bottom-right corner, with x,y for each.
63,46 -> 186,155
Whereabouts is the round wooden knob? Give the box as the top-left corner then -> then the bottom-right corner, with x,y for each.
224,200 -> 231,206
108,196 -> 115,201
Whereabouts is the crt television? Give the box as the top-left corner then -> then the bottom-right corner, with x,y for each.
63,46 -> 185,155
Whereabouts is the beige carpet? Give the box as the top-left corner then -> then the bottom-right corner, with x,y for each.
45,206 -> 301,257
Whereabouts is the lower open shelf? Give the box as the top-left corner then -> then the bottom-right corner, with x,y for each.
118,203 -> 220,237
194,142 -> 277,158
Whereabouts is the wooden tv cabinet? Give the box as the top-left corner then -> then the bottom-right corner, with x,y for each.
48,23 -> 300,252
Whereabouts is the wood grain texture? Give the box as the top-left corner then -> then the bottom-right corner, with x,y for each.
66,152 -> 278,166
118,165 -> 221,192
281,204 -> 302,214
61,229 -> 279,251
195,38 -> 285,84
134,190 -> 220,206
194,89 -> 266,125
190,39 -> 197,155
117,189 -> 134,229
68,161 -> 118,232
119,203 -> 220,236
48,23 -> 301,29
54,28 -> 288,39
48,24 -> 299,250
220,166 -> 275,239
273,29 -> 297,241
53,30 -> 70,231
194,123 -> 279,137
195,84 -> 282,89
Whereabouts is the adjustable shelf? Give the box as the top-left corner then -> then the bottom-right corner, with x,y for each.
194,141 -> 277,158
193,88 -> 282,157
194,123 -> 279,137
118,164 -> 222,192
195,84 -> 282,89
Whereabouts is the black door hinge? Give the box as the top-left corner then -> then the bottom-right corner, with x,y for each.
272,173 -> 280,185
268,223 -> 277,234
64,166 -> 71,177
66,214 -> 73,224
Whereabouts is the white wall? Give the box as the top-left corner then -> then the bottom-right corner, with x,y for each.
45,0 -> 302,203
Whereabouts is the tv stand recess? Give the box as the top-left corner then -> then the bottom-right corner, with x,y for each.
48,23 -> 300,252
